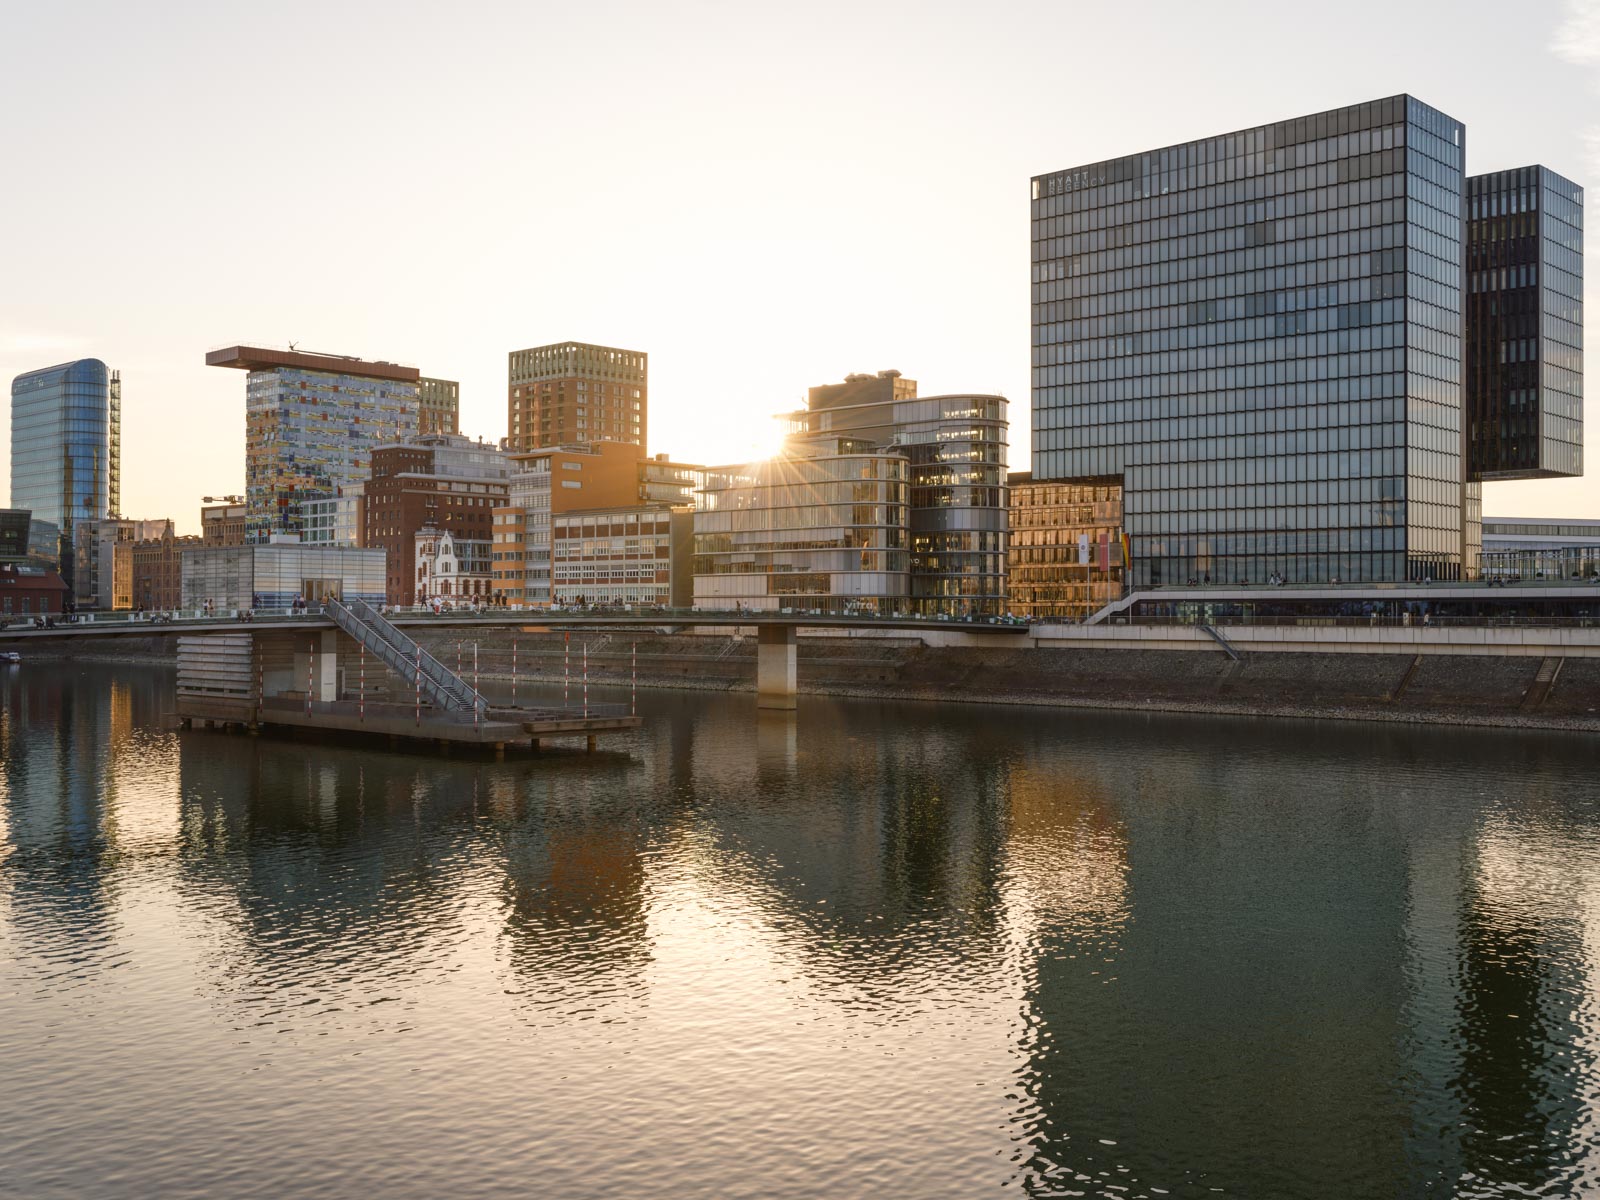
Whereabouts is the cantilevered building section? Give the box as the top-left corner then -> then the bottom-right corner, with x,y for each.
507,342 -> 647,453
206,345 -> 420,542
1466,166 -> 1584,479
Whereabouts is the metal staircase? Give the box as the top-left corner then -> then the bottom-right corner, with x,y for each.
327,599 -> 486,715
1199,623 -> 1242,661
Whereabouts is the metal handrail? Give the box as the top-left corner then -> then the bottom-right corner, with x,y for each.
328,600 -> 485,714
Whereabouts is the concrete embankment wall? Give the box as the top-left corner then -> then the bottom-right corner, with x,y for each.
397,628 -> 1600,731
23,627 -> 1600,731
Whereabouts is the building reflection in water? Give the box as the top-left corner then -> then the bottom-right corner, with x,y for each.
0,663 -> 177,986
4,667 -> 1600,1197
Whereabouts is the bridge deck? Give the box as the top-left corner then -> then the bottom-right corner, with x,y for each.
0,611 -> 1031,643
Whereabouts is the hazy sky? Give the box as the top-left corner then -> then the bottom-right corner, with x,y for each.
2,0 -> 1596,533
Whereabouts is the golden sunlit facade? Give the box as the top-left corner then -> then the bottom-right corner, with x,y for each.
1007,473 -> 1124,620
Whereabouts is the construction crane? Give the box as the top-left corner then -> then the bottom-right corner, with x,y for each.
201,495 -> 244,504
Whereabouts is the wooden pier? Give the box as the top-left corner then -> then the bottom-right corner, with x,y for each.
175,617 -> 640,754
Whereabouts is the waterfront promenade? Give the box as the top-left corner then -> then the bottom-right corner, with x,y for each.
11,597 -> 1600,732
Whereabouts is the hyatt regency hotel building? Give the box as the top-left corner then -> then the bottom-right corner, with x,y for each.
1030,94 -> 1583,589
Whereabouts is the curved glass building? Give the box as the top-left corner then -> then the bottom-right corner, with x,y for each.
9,359 -> 118,567
692,371 -> 1010,616
693,442 -> 911,614
788,374 -> 1010,616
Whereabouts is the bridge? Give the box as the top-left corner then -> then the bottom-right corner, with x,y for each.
0,606 -> 1030,710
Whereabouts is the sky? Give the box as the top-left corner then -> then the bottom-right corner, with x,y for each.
2,0 -> 1597,534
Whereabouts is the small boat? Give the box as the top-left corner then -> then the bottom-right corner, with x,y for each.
0,652 -> 19,664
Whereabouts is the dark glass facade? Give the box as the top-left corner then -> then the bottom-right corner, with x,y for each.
1465,166 -> 1584,479
1033,95 -> 1475,585
9,359 -> 116,577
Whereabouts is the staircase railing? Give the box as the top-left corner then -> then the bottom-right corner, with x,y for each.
327,600 -> 485,715
1199,623 -> 1242,662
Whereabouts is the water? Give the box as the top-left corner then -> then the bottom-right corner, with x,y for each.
3,663 -> 1599,1199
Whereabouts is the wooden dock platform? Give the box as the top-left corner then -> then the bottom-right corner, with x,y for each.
177,696 -> 640,752
174,625 -> 640,754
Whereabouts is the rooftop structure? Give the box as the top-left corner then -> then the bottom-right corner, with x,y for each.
507,341 -> 647,453
205,345 -> 419,383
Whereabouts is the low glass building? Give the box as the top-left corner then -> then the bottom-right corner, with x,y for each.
693,439 -> 910,613
180,540 -> 385,612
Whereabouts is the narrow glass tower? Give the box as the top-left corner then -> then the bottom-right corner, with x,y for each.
9,358 -> 117,574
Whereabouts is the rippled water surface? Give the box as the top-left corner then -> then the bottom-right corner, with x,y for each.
4,663 -> 1600,1198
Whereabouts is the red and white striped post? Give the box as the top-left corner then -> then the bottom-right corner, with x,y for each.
632,640 -> 637,716
473,642 -> 480,731
457,639 -> 462,676
583,642 -> 589,718
257,648 -> 264,720
511,638 -> 518,707
415,646 -> 422,727
564,631 -> 570,705
306,641 -> 314,715
359,642 -> 366,723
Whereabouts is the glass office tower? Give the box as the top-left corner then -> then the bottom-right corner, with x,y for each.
1465,166 -> 1584,479
1033,95 -> 1475,585
9,359 -> 118,576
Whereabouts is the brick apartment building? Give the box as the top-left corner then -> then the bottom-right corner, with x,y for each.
363,434 -> 510,605
131,525 -> 202,610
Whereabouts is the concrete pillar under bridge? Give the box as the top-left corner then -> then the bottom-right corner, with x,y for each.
757,624 -> 797,709
292,630 -> 339,702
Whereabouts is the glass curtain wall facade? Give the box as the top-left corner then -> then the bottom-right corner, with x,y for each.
1033,95 -> 1473,586
243,366 -> 419,541
1465,166 -> 1584,479
9,359 -> 116,574
788,392 -> 1009,615
180,545 -> 386,612
1007,475 -> 1125,619
693,443 -> 910,613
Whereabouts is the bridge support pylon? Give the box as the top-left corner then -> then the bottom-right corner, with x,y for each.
757,624 -> 797,710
